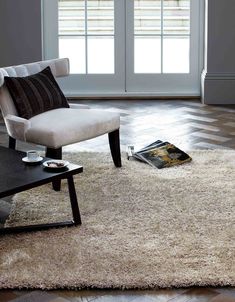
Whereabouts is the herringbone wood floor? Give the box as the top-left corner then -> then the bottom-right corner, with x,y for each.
0,100 -> 234,302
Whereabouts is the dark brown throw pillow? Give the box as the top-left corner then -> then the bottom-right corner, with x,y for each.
4,66 -> 69,119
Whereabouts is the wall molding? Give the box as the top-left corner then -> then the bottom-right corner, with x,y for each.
202,70 -> 235,80
202,69 -> 235,104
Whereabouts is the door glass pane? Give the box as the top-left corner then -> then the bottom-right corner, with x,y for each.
59,0 -> 85,36
163,0 -> 190,35
135,36 -> 161,73
134,0 -> 191,74
59,37 -> 86,74
134,0 -> 161,73
87,36 -> 114,73
134,0 -> 161,35
163,36 -> 189,73
59,0 -> 114,74
87,0 -> 114,35
163,0 -> 190,73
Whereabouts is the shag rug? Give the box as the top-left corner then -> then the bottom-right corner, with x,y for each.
0,150 -> 235,289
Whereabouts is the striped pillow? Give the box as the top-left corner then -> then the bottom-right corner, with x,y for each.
4,66 -> 69,119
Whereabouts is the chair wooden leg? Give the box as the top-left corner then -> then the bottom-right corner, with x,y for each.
108,129 -> 122,167
9,136 -> 16,150
46,147 -> 62,191
46,147 -> 62,160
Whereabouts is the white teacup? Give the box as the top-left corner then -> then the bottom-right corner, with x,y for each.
27,150 -> 39,161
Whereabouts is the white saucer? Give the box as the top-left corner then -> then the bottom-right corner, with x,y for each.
22,156 -> 43,163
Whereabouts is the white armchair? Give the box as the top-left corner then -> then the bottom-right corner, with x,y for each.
0,58 -> 122,171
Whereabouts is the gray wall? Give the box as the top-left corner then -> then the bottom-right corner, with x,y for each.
0,0 -> 42,67
2,0 -> 235,103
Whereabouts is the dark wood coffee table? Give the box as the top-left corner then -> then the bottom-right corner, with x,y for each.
0,146 -> 83,234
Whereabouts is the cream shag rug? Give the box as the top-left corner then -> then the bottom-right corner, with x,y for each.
0,150 -> 235,289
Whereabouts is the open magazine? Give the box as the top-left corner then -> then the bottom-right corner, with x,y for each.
127,140 -> 192,169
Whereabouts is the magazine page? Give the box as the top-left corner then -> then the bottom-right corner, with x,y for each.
126,142 -> 165,161
138,140 -> 164,152
134,141 -> 168,161
137,143 -> 192,169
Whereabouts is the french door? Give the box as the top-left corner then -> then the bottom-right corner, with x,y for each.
43,0 -> 203,96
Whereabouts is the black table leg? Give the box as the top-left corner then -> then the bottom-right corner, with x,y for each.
67,175 -> 82,225
52,181 -> 61,191
46,147 -> 62,191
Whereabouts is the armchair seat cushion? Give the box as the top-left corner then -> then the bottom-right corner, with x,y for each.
25,108 -> 120,149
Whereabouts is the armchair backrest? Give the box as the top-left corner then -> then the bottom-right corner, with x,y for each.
0,58 -> 70,118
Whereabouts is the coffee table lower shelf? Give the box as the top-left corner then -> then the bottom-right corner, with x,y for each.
0,220 -> 78,234
0,146 -> 83,235
0,174 -> 82,235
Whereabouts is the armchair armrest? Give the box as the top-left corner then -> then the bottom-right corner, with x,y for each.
69,103 -> 90,109
4,114 -> 31,141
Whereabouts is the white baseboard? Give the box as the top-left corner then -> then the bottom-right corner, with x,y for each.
64,92 -> 201,99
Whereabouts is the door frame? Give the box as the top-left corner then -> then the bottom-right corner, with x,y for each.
125,0 -> 204,95
42,0 -> 204,97
42,0 -> 126,95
